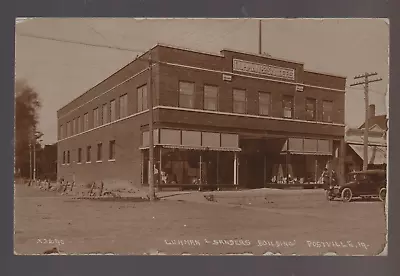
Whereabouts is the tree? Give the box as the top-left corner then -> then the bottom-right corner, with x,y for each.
15,79 -> 42,178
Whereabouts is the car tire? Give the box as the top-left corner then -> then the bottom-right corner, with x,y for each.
379,187 -> 386,202
341,188 -> 353,202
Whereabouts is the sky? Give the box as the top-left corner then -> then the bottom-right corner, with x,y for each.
15,18 -> 389,144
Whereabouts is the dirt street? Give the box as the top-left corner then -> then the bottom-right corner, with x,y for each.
14,184 -> 387,256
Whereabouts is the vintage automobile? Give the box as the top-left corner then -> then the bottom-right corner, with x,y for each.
325,170 -> 387,202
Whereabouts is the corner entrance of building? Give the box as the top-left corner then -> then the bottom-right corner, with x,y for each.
239,136 -> 335,188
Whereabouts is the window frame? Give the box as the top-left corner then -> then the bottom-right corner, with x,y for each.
109,140 -> 116,161
102,103 -> 108,125
59,125 -> 64,139
77,148 -> 82,164
258,92 -> 271,116
179,81 -> 195,109
76,116 -> 81,133
97,143 -> 103,162
83,112 -> 89,131
137,84 -> 148,112
86,145 -> 92,163
119,93 -> 128,119
93,107 -> 99,128
282,95 -> 294,119
305,97 -> 317,121
233,88 -> 247,114
67,150 -> 70,164
322,100 -> 334,123
110,99 -> 116,122
203,85 -> 219,111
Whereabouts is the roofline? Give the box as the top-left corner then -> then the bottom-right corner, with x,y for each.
154,43 -> 223,58
304,69 -> 347,79
220,48 -> 304,65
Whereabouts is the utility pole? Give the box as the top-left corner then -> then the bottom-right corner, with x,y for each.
33,131 -> 43,181
29,139 -> 32,180
148,52 -> 156,201
350,72 -> 382,171
33,139 -> 36,180
258,19 -> 262,55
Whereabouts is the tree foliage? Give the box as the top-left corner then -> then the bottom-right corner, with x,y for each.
15,79 -> 42,177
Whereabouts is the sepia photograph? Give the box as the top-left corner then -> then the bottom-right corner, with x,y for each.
14,18 -> 389,256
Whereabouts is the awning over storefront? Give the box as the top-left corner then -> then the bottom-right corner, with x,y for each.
281,138 -> 333,156
140,144 -> 241,152
284,151 -> 332,156
348,144 -> 387,165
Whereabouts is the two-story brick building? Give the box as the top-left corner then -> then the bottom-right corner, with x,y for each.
57,44 -> 346,189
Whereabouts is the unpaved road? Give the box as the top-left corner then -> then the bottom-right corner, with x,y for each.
14,184 -> 387,255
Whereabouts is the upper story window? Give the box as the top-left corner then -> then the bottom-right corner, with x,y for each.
72,118 -> 76,135
233,89 -> 246,114
259,92 -> 271,116
109,140 -> 116,160
97,143 -> 102,161
102,104 -> 108,125
282,95 -> 294,119
179,82 -> 195,109
93,107 -> 99,128
119,94 -> 128,118
305,98 -> 317,121
78,148 -> 82,163
59,125 -> 64,139
322,100 -> 334,123
110,100 -> 116,122
66,121 -> 71,137
77,116 -> 81,133
83,113 -> 89,131
204,85 -> 218,111
86,145 -> 91,163
137,85 -> 148,112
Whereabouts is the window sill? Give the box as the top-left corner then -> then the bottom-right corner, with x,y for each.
86,161 -> 92,164
108,159 -> 116,162
77,162 -> 81,165
96,160 -> 103,163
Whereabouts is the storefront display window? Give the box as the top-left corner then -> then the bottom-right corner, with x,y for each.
269,138 -> 333,184
142,148 -> 235,186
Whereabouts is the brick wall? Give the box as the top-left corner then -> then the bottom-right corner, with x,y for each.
57,113 -> 148,187
157,59 -> 345,125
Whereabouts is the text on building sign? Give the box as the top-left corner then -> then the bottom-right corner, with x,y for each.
232,59 -> 295,80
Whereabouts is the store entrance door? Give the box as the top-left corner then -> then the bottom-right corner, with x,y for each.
244,154 -> 264,189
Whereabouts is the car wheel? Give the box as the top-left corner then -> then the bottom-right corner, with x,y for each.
341,188 -> 353,202
379,187 -> 386,202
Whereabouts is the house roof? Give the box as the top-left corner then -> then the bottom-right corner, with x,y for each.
358,115 -> 388,131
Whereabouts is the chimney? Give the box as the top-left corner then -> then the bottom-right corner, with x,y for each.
368,104 -> 376,119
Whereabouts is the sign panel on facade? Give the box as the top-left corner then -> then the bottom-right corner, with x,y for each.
232,58 -> 295,81
296,85 -> 304,92
222,74 -> 232,81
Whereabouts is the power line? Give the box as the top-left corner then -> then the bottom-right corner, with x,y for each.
16,33 -> 146,53
346,86 -> 386,96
